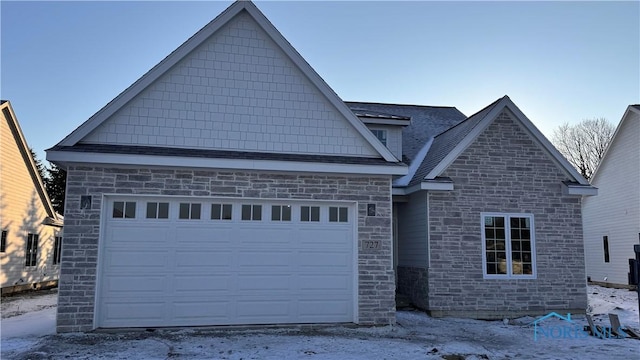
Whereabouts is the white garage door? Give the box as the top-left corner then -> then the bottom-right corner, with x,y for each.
96,196 -> 356,328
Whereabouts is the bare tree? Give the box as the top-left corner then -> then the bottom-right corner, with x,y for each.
552,118 -> 614,180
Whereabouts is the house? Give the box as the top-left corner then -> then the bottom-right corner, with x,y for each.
583,105 -> 640,287
47,0 -> 595,332
46,1 -> 406,332
1,100 -> 63,294
349,98 -> 597,318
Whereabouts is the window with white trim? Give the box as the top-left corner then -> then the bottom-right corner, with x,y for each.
241,204 -> 262,221
25,233 -> 39,267
113,201 -> 136,219
482,213 -> 535,278
211,204 -> 232,220
271,205 -> 291,221
300,206 -> 320,222
179,203 -> 201,220
371,129 -> 387,146
146,202 -> 169,219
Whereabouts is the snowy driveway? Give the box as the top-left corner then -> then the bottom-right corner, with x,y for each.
1,286 -> 639,359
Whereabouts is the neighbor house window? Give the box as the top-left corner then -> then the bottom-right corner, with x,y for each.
329,207 -> 348,222
25,233 -> 39,267
603,236 -> 610,263
113,201 -> 136,219
53,236 -> 62,265
179,203 -> 201,219
371,129 -> 387,146
482,213 -> 535,278
271,205 -> 291,221
211,204 -> 232,220
1,230 -> 6,252
241,204 -> 262,221
146,202 -> 169,219
300,206 -> 320,222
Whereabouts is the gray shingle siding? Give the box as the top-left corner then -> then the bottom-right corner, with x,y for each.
425,110 -> 587,318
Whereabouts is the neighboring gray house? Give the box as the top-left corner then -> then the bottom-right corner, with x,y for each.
583,105 -> 640,287
47,1 -> 596,332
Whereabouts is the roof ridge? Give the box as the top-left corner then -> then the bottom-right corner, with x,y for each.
433,96 -> 504,138
345,101 -> 459,109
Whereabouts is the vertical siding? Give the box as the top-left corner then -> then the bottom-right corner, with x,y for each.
397,191 -> 428,267
81,12 -> 378,158
583,112 -> 640,285
1,111 -> 60,289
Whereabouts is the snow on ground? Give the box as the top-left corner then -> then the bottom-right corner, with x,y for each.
0,288 -> 57,319
1,285 -> 638,359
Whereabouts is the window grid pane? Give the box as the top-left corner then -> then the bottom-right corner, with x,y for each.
310,206 -> 320,222
191,204 -> 201,219
222,204 -> 232,220
484,216 -> 506,275
510,217 -> 532,275
146,202 -> 158,219
179,203 -> 190,219
124,202 -> 136,218
113,202 -> 124,218
212,204 -> 222,220
158,203 -> 169,219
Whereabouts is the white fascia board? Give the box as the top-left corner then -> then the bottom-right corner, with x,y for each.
46,150 -> 408,175
394,180 -> 454,195
563,184 -> 598,196
360,118 -> 411,126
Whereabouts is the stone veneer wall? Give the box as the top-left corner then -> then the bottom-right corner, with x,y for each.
396,266 -> 429,310
427,110 -> 587,318
57,167 -> 394,332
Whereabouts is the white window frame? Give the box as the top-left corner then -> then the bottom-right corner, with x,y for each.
481,212 -> 536,279
370,129 -> 387,146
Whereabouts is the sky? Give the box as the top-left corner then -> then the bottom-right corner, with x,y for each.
1,0 -> 639,164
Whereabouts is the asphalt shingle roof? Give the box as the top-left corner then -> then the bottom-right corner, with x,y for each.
412,97 -> 504,185
345,102 -> 467,165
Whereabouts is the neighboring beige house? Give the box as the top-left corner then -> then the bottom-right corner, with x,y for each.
583,105 -> 640,287
1,100 -> 63,294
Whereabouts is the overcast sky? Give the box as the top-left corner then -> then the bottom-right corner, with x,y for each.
2,1 -> 638,163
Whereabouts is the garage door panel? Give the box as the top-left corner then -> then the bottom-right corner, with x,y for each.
103,251 -> 169,270
173,275 -> 232,293
237,251 -> 292,267
236,299 -> 292,318
102,275 -> 167,294
235,228 -> 291,245
175,250 -> 233,268
298,228 -> 351,247
102,301 -> 166,323
107,226 -> 170,245
237,274 -> 292,291
172,301 -> 232,321
298,252 -> 351,268
298,275 -> 350,291
98,197 -> 356,328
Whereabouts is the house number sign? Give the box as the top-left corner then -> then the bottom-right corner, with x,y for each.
362,240 -> 381,250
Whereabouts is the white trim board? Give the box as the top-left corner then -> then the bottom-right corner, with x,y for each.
47,150 -> 408,175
